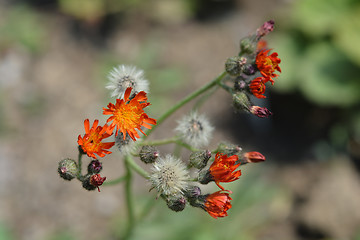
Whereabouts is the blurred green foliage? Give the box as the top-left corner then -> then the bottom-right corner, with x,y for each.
0,5 -> 46,53
274,0 -> 360,107
0,223 -> 13,240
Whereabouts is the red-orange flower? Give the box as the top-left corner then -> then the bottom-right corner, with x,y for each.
249,77 -> 266,99
209,153 -> 241,190
204,190 -> 232,219
77,119 -> 115,159
255,49 -> 281,84
103,87 -> 156,141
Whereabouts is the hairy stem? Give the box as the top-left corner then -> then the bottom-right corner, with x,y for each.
123,155 -> 135,239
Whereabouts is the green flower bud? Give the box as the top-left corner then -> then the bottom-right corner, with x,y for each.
166,196 -> 186,212
225,56 -> 247,76
58,158 -> 78,181
232,91 -> 252,112
139,145 -> 159,164
239,36 -> 257,54
189,150 -> 211,169
216,142 -> 242,157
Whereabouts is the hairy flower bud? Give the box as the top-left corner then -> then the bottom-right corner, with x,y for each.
225,56 -> 247,76
58,158 -> 78,181
185,185 -> 202,200
232,92 -> 252,112
256,20 -> 275,39
87,160 -> 102,174
139,145 -> 159,164
216,142 -> 242,157
239,37 -> 257,54
166,196 -> 187,212
189,150 -> 211,169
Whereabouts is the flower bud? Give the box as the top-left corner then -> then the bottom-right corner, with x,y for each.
256,20 -> 275,39
241,151 -> 266,164
216,142 -> 242,157
87,160 -> 102,174
185,185 -> 202,200
232,91 -> 252,112
82,174 -> 106,192
250,106 -> 272,118
139,145 -> 159,164
58,158 -> 78,181
239,37 -> 257,54
166,196 -> 187,212
189,150 -> 211,169
243,64 -> 256,75
225,56 -> 247,76
197,169 -> 212,185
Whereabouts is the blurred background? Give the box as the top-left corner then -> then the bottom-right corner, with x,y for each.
1,0 -> 360,239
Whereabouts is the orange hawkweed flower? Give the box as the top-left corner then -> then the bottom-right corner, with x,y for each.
103,87 -> 156,141
243,151 -> 266,163
255,49 -> 281,84
209,153 -> 241,190
77,119 -> 115,159
249,77 -> 266,99
204,190 -> 232,219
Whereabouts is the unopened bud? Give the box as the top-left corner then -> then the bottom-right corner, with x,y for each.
166,196 -> 186,212
239,37 -> 257,54
139,145 -> 159,164
216,142 -> 242,157
189,150 -> 211,169
256,20 -> 275,39
241,151 -> 266,164
225,56 -> 247,76
198,169 -> 212,185
87,160 -> 102,174
250,106 -> 272,118
232,92 -> 252,112
243,64 -> 256,75
58,158 -> 78,181
82,174 -> 106,192
185,185 -> 202,200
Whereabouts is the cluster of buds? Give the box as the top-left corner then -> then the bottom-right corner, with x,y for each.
224,20 -> 281,118
145,142 -> 265,218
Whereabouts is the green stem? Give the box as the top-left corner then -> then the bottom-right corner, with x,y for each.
103,175 -> 126,186
127,156 -> 150,179
175,140 -> 200,152
77,150 -> 84,181
123,155 -> 135,239
144,71 -> 227,139
139,136 -> 179,146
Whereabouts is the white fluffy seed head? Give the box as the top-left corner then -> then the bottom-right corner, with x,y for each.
106,65 -> 149,99
149,155 -> 190,197
115,131 -> 136,155
175,112 -> 214,148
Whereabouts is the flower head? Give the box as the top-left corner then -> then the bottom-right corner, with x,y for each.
255,49 -> 281,84
249,77 -> 267,99
175,112 -> 214,148
77,119 -> 115,159
204,190 -> 232,219
149,155 -> 190,198
103,87 -> 157,141
209,153 -> 241,190
106,65 -> 149,99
